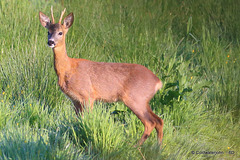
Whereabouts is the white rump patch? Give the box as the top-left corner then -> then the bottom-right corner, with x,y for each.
155,80 -> 163,92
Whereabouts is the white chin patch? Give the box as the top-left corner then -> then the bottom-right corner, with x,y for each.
48,45 -> 55,48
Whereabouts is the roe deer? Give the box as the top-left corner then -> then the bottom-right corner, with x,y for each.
39,7 -> 163,146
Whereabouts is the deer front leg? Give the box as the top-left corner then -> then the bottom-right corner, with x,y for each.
72,100 -> 84,116
72,98 -> 95,116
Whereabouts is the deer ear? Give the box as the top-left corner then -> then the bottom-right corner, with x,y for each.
39,11 -> 51,28
63,13 -> 74,29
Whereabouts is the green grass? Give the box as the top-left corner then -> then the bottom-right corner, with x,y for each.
0,0 -> 239,159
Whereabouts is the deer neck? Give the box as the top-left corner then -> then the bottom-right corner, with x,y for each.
52,43 -> 71,78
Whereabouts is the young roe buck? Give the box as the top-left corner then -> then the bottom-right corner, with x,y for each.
39,7 -> 164,146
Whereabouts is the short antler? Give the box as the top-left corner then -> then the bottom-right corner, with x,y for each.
59,8 -> 66,24
51,6 -> 55,24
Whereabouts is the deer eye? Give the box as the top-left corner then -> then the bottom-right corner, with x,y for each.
59,32 -> 63,35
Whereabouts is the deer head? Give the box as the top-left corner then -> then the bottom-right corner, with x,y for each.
39,7 -> 74,48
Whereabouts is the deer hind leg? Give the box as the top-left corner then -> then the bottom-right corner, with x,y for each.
149,107 -> 164,145
123,99 -> 158,145
138,106 -> 164,146
155,117 -> 164,145
138,113 -> 156,146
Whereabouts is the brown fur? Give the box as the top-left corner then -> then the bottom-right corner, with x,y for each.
39,8 -> 164,146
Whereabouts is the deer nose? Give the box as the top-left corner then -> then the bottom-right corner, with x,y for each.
48,40 -> 55,46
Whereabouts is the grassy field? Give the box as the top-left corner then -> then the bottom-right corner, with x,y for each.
0,0 -> 239,159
